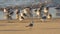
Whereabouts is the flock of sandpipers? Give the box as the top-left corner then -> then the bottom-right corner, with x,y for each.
3,6 -> 52,22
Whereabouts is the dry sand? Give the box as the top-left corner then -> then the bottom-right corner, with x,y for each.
0,18 -> 60,34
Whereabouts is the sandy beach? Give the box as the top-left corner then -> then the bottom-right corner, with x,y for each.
0,18 -> 60,34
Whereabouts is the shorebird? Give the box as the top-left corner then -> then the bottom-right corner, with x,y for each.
26,21 -> 34,27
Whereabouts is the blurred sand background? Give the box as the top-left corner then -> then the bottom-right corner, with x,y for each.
0,18 -> 60,34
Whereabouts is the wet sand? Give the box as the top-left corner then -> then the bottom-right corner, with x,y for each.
0,18 -> 60,34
